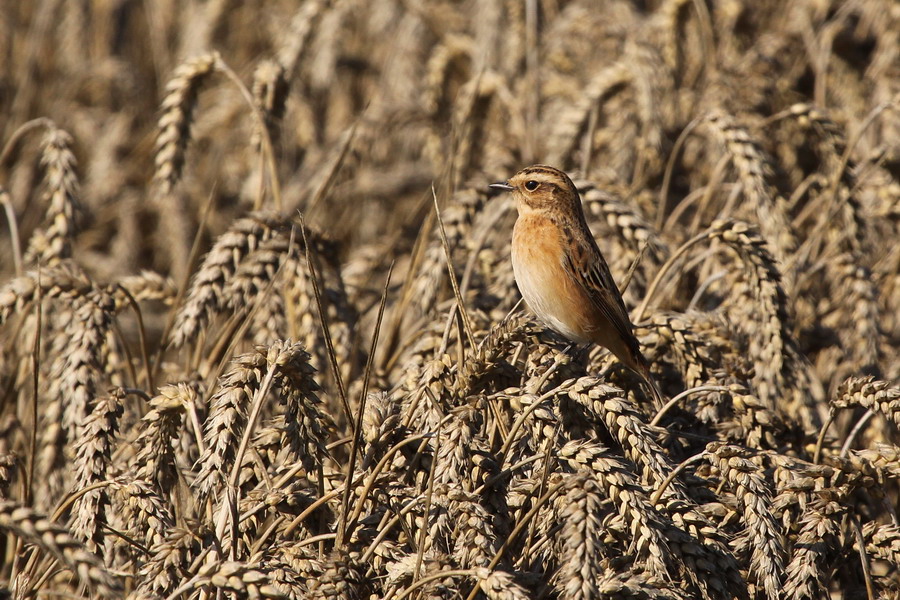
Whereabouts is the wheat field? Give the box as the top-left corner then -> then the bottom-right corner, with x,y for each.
0,0 -> 899,598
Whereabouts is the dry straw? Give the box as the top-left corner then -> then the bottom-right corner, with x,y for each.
0,1 -> 897,598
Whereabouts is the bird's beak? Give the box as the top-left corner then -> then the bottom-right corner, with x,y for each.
489,182 -> 514,192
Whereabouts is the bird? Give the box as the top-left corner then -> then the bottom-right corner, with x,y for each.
489,165 -> 664,406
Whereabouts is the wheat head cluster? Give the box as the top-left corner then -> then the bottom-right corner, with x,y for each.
0,0 -> 899,598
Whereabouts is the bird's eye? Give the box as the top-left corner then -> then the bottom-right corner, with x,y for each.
524,180 -> 539,191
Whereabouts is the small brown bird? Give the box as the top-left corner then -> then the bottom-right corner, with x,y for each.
490,165 -> 663,406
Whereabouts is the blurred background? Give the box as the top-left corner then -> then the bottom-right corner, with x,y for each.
2,0 -> 896,275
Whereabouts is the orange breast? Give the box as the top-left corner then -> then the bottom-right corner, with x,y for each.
511,214 -> 597,343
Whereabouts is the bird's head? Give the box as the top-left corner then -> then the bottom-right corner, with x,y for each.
489,165 -> 581,215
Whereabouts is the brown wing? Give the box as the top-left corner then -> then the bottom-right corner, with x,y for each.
562,236 -> 641,356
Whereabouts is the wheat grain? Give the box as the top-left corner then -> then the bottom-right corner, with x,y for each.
154,53 -> 217,196
566,377 -> 681,495
860,522 -> 900,570
70,388 -> 123,552
361,391 -> 403,467
475,567 -> 530,600
192,348 -> 269,500
170,212 -> 291,347
266,340 -> 329,476
833,376 -> 900,426
130,383 -> 192,494
822,255 -> 882,379
559,441 -> 672,580
708,443 -> 784,599
24,125 -> 81,265
109,477 -> 175,564
783,500 -> 840,600
704,113 -> 796,266
117,270 -> 178,306
434,403 -> 482,487
709,219 -> 824,424
283,233 -> 359,383
595,569 -> 691,599
0,261 -> 92,325
0,500 -> 122,598
306,550 -> 366,599
180,560 -> 292,599
552,472 -> 607,600
133,523 -> 204,598
0,453 -> 16,499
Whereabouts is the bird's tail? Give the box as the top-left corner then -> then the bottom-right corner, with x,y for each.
633,353 -> 665,410
644,371 -> 665,410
